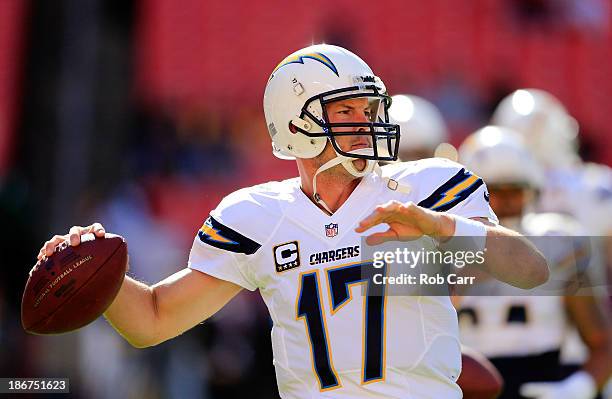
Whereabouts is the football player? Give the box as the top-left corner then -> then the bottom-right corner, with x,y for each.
491,88 -> 612,238
456,126 -> 612,399
37,44 -> 548,398
492,89 -> 612,396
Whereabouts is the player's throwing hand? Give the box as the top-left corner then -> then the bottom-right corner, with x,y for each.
355,200 -> 455,245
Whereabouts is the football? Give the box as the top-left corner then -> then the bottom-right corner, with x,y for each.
21,233 -> 128,335
458,347 -> 504,399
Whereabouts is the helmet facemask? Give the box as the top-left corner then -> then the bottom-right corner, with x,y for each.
294,88 -> 402,214
290,84 -> 400,163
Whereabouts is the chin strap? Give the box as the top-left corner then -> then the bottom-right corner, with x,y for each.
311,149 -> 411,215
312,154 -> 361,215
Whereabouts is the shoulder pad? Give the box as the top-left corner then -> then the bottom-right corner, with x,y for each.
201,178 -> 298,250
383,158 -> 484,212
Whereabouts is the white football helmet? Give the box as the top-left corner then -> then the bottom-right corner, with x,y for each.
459,126 -> 544,189
491,89 -> 579,168
264,44 -> 399,165
388,94 -> 448,160
263,45 -> 406,213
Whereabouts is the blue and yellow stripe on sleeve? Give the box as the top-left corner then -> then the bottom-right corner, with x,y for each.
198,216 -> 261,255
418,168 -> 484,212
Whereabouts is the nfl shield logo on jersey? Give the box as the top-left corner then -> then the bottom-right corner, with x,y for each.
325,223 -> 338,238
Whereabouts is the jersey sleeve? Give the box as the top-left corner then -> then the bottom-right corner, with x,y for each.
446,178 -> 498,223
188,213 -> 261,291
416,160 -> 498,223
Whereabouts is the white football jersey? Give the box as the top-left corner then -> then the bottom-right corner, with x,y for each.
188,158 -> 496,399
536,163 -> 612,364
458,212 -> 584,358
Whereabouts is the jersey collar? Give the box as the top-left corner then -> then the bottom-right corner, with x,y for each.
282,172 -> 385,242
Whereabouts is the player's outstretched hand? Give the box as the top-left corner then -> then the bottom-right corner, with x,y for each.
355,201 -> 454,245
37,223 -> 106,261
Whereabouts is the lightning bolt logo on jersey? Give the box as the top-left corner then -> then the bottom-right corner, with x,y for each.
199,219 -> 235,244
418,169 -> 483,212
197,216 -> 261,255
188,158 -> 497,399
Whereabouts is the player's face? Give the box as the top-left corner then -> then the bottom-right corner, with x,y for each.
488,184 -> 531,219
321,97 -> 374,172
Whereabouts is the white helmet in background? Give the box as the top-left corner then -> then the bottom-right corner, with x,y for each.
388,94 -> 448,160
491,89 -> 579,168
459,126 -> 544,189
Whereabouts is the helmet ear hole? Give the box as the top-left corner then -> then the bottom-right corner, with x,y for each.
288,122 -> 298,134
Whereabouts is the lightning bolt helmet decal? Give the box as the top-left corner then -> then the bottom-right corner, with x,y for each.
272,52 -> 339,77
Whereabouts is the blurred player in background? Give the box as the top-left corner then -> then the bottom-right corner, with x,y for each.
492,89 -> 612,396
37,44 -> 548,398
387,94 -> 451,161
492,89 -> 612,240
456,126 -> 612,399
389,93 -> 503,399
